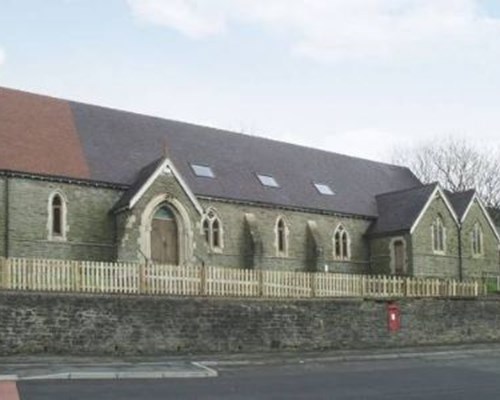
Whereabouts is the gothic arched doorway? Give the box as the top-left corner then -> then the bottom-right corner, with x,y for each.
150,205 -> 179,265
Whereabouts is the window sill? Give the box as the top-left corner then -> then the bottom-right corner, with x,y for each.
48,236 -> 67,242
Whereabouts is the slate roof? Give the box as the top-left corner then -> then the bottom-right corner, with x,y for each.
0,86 -> 422,217
112,158 -> 165,212
446,190 -> 475,220
368,183 -> 438,235
487,207 -> 500,230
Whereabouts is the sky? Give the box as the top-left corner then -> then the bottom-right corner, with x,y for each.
1,0 -> 500,162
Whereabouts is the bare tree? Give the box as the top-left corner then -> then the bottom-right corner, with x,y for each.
392,137 -> 500,216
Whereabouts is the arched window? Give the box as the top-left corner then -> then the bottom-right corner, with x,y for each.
48,192 -> 66,240
52,195 -> 62,235
335,235 -> 341,258
201,209 -> 223,252
275,217 -> 288,256
333,225 -> 350,260
432,215 -> 446,253
202,219 -> 210,244
342,232 -> 348,257
472,222 -> 483,256
212,219 -> 220,248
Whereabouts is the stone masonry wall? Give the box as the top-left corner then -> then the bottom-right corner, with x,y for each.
6,178 -> 121,261
115,171 -> 201,263
370,233 -> 412,276
0,291 -> 499,356
461,202 -> 500,278
412,194 -> 460,278
200,199 -> 372,273
0,177 -> 5,258
370,237 -> 392,275
0,174 -> 374,273
113,168 -> 373,273
2,175 -> 497,278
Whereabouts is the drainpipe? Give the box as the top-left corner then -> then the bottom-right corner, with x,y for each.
4,174 -> 10,258
458,224 -> 463,282
366,235 -> 373,275
112,211 -> 118,262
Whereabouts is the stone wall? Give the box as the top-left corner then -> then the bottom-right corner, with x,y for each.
6,178 -> 121,261
461,201 -> 500,278
200,199 -> 372,273
1,291 -> 499,356
412,194 -> 460,278
0,177 -> 5,258
115,171 -> 201,263
1,175 -> 497,278
370,233 -> 412,276
114,169 -> 373,273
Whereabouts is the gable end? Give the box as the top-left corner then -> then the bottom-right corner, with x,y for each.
410,186 -> 459,234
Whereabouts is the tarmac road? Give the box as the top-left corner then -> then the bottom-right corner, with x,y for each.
14,349 -> 500,400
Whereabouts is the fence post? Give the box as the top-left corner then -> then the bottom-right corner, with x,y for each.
0,257 -> 6,289
310,273 -> 316,298
74,261 -> 83,292
2,258 -> 11,290
258,269 -> 264,297
199,264 -> 207,296
360,275 -> 365,297
139,262 -> 147,294
71,261 -> 77,292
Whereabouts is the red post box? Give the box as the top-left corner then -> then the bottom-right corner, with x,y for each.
387,303 -> 401,332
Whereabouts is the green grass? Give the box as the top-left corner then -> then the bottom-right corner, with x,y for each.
485,279 -> 499,294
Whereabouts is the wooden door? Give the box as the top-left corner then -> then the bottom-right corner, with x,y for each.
393,240 -> 405,275
151,206 -> 178,265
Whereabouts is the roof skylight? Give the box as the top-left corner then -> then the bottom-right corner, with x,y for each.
257,174 -> 279,188
191,164 -> 215,178
314,183 -> 335,196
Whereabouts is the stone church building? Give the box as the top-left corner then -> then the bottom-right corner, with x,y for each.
0,87 -> 498,279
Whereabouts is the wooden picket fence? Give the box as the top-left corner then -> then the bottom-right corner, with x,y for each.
0,257 -> 483,299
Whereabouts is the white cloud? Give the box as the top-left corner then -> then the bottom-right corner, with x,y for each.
0,47 -> 5,66
127,0 -> 228,38
127,0 -> 500,62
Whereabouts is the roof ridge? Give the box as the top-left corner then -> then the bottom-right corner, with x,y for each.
375,182 -> 437,198
0,85 -> 414,171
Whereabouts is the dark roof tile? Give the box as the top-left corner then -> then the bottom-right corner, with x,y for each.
369,183 -> 438,235
112,157 -> 165,212
446,189 -> 475,220
1,87 -> 422,217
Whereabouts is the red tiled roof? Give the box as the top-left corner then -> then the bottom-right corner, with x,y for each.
0,87 -> 90,179
0,86 -> 422,217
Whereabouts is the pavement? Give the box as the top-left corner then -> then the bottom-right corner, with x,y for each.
11,344 -> 500,400
0,360 -> 217,381
2,342 -> 500,381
